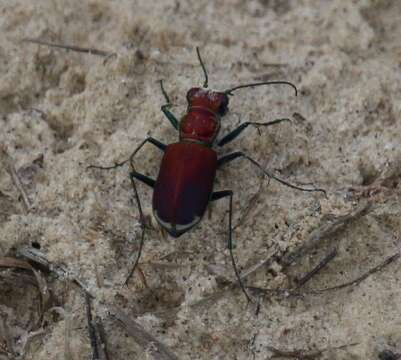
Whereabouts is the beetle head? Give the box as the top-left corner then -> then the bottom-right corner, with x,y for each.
186,87 -> 229,116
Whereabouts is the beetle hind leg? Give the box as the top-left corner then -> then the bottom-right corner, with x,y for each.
211,190 -> 252,302
124,171 -> 155,285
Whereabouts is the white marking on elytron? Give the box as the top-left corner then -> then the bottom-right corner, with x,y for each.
154,211 -> 200,233
175,216 -> 200,232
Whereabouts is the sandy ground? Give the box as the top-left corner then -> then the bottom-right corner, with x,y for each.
1,1 -> 401,359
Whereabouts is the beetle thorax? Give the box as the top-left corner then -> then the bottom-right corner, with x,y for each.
180,108 -> 220,145
180,87 -> 229,145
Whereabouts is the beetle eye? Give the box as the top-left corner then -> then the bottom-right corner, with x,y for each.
218,96 -> 229,115
186,88 -> 200,102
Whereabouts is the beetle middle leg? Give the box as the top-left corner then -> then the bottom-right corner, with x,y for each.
218,152 -> 326,196
211,190 -> 252,302
217,118 -> 291,147
88,137 -> 165,285
87,136 -> 166,170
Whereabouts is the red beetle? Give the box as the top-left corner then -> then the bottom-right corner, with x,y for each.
91,48 -> 325,301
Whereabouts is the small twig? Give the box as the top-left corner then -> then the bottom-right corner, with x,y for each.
309,251 -> 401,294
15,328 -> 46,360
64,307 -> 73,360
17,246 -> 92,297
0,257 -> 32,270
295,249 -> 338,287
268,345 -> 322,359
86,294 -> 100,360
93,317 -> 110,360
192,238 -> 398,307
234,203 -> 371,287
248,333 -> 258,360
248,250 -> 401,297
17,247 -> 179,360
0,257 -> 49,329
239,254 -> 276,280
22,38 -> 114,58
1,147 -> 32,212
280,201 -> 371,268
378,350 -> 401,360
267,342 -> 357,359
0,314 -> 15,358
111,306 -> 179,360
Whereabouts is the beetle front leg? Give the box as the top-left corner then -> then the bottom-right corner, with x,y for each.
87,137 -> 166,171
159,80 -> 179,130
211,190 -> 252,302
217,118 -> 290,147
217,152 -> 326,196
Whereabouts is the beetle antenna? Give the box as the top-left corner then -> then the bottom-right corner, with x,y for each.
159,79 -> 171,104
196,47 -> 209,88
224,81 -> 298,97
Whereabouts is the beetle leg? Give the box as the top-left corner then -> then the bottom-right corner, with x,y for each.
124,171 -> 151,285
217,118 -> 290,147
159,80 -> 179,130
217,152 -> 327,196
88,138 -> 164,285
87,137 -> 166,170
211,190 -> 252,302
131,170 -> 155,188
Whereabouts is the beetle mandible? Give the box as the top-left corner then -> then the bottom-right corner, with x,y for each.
90,48 -> 325,301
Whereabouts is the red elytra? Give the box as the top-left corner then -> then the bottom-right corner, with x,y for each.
153,142 -> 217,237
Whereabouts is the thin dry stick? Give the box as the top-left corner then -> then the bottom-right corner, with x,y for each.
308,251 -> 401,294
111,306 -> 179,360
248,250 -> 401,297
268,346 -> 322,359
267,342 -> 358,359
196,248 -> 401,307
86,295 -> 100,360
17,247 -> 179,360
280,201 -> 371,268
22,38 -> 114,58
296,248 -> 338,287
93,318 -> 110,360
190,203 -> 374,307
238,202 -> 371,284
0,314 -> 15,358
1,147 -> 32,212
0,256 -> 49,329
17,247 -> 90,294
64,307 -> 73,360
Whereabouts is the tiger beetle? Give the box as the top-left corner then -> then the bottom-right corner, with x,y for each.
89,48 -> 326,301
